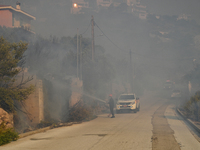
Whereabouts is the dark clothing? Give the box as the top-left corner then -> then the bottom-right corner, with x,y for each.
109,97 -> 115,117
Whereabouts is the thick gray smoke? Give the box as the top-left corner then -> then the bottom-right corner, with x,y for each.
1,0 -> 200,124
141,0 -> 200,24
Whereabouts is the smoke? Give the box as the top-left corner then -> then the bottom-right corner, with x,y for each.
1,0 -> 200,125
141,0 -> 200,24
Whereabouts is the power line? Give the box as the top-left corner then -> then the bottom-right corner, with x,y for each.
94,21 -> 128,54
94,21 -> 195,62
80,22 -> 91,35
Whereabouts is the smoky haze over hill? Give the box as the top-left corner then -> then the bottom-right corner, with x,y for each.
1,0 -> 200,95
2,0 -> 200,132
140,0 -> 200,24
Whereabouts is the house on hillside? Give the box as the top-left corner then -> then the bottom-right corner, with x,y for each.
0,2 -> 35,32
71,0 -> 89,14
127,0 -> 137,6
132,1 -> 147,19
97,0 -> 112,8
70,0 -> 147,16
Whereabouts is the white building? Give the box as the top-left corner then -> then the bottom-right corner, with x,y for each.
70,0 -> 147,18
97,0 -> 113,8
132,1 -> 147,19
127,0 -> 137,6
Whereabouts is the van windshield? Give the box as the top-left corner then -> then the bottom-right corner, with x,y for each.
119,95 -> 135,100
165,82 -> 172,85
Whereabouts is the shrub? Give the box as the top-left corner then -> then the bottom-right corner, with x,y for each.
68,102 -> 95,122
0,122 -> 19,146
36,120 -> 55,129
183,91 -> 200,121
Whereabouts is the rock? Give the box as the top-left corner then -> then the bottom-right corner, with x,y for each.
0,108 -> 13,128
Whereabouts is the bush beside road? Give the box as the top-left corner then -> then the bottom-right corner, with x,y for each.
176,108 -> 200,133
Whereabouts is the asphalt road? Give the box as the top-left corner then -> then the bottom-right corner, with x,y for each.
1,91 -> 200,150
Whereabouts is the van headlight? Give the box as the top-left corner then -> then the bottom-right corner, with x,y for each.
130,101 -> 135,105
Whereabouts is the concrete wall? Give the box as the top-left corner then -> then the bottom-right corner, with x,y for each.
0,10 -> 12,27
70,78 -> 83,107
23,78 -> 44,125
14,70 -> 44,126
16,73 -> 82,126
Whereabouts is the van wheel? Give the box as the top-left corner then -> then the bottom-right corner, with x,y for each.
134,109 -> 137,113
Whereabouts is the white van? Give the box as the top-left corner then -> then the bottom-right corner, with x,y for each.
116,93 -> 140,113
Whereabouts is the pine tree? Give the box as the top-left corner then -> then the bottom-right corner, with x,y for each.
0,37 -> 34,113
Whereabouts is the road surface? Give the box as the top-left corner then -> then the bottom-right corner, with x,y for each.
1,91 -> 200,150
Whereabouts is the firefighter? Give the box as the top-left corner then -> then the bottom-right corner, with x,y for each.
108,94 -> 115,118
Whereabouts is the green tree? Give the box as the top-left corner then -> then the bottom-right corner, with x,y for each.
0,37 -> 34,113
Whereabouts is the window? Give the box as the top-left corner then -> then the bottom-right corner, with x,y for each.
119,95 -> 135,100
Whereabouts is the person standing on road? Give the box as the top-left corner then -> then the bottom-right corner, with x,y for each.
108,94 -> 115,118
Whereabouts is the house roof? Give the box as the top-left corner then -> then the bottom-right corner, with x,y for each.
0,5 -> 36,20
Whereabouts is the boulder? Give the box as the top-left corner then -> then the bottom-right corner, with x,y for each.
0,108 -> 13,128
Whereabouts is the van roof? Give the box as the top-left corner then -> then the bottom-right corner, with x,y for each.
120,93 -> 135,95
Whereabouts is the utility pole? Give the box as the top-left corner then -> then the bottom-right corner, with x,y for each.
77,28 -> 79,79
80,34 -> 82,81
91,15 -> 95,61
130,49 -> 134,93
